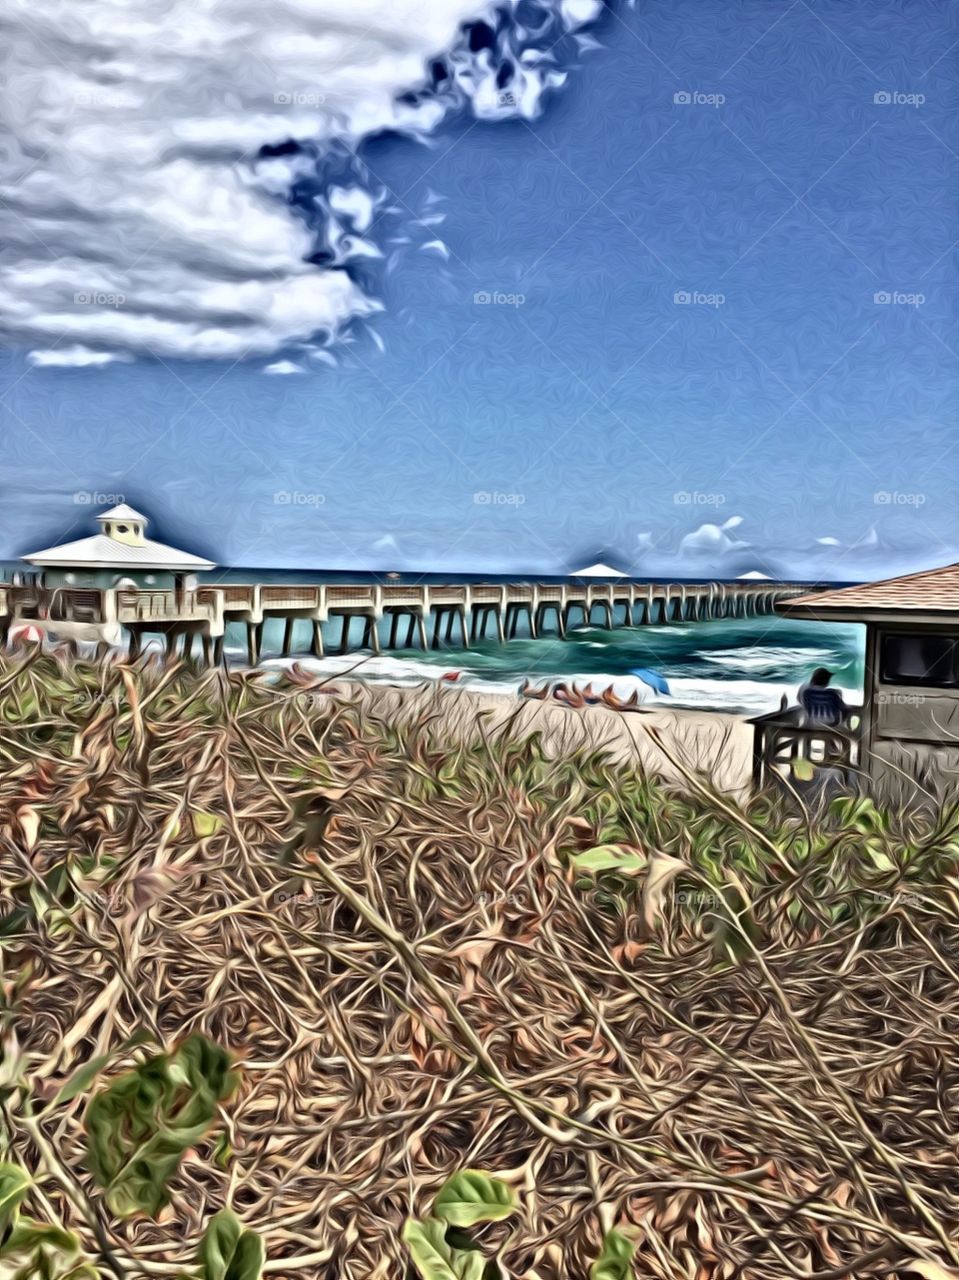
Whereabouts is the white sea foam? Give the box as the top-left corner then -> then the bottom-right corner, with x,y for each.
261,655 -> 840,716
696,646 -> 841,673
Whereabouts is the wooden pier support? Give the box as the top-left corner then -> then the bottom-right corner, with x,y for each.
282,616 -> 295,657
504,602 -> 536,640
311,621 -> 324,658
534,602 -> 565,637
246,622 -> 262,665
430,606 -> 470,649
361,616 -> 380,654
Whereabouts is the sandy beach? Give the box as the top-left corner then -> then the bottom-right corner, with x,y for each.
330,678 -> 754,796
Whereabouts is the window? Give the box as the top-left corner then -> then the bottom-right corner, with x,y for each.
116,524 -> 129,533
880,632 -> 959,688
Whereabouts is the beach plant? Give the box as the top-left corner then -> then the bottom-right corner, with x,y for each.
2,653 -> 959,1277
85,1035 -> 239,1218
0,1163 -> 96,1279
196,1210 -> 264,1280
403,1169 -> 516,1280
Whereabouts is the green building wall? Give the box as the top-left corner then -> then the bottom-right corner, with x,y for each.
40,568 -> 177,590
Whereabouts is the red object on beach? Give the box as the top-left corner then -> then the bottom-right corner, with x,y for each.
440,671 -> 461,683
9,623 -> 43,647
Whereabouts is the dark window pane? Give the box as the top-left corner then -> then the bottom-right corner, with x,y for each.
880,632 -> 959,687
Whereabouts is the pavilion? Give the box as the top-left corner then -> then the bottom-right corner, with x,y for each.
23,504 -> 214,591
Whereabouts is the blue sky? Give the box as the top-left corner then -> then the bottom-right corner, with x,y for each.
1,0 -> 956,579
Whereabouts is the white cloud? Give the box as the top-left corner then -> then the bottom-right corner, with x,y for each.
678,516 -> 751,558
0,0 -> 601,365
263,359 -> 305,375
816,536 -> 841,546
27,346 -> 132,368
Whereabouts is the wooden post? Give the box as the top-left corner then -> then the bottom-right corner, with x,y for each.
282,616 -> 295,656
201,635 -> 212,667
416,616 -> 428,650
311,621 -> 324,658
388,613 -> 399,648
364,616 -> 380,654
406,615 -> 417,649
244,622 -> 263,664
458,608 -> 469,649
495,609 -> 506,643
213,636 -> 225,666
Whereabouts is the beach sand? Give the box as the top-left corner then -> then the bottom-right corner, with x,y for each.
336,680 -> 754,796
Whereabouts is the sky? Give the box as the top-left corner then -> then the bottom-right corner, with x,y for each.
0,0 -> 957,580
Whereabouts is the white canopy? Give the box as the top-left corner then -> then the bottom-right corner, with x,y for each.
571,562 -> 628,578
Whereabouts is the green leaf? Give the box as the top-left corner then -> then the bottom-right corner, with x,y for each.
192,813 -> 221,839
47,1032 -> 155,1112
590,1228 -> 634,1280
211,1133 -> 233,1171
402,1220 -> 484,1280
85,1034 -> 239,1219
0,1221 -> 98,1280
199,1210 -> 264,1280
433,1171 -> 515,1228
0,1164 -> 31,1237
569,846 -> 647,877
403,1220 -> 458,1280
791,757 -> 815,782
0,1223 -> 80,1257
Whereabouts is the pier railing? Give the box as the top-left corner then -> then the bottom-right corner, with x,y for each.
116,590 -> 217,624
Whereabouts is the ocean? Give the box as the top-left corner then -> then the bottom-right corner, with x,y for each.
253,614 -> 864,717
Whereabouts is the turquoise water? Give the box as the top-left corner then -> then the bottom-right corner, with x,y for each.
252,614 -> 865,716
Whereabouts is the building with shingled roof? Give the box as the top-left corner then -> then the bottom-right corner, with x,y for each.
757,562 -> 959,801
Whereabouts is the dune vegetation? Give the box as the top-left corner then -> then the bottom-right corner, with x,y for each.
0,650 -> 958,1280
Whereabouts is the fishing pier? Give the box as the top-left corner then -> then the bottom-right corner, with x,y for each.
0,578 -> 810,665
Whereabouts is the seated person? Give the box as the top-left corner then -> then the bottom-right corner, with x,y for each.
798,668 -> 847,726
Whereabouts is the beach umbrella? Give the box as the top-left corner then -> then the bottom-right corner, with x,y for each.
630,667 -> 670,696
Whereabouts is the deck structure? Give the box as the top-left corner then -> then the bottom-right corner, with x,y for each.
0,579 -> 811,665
753,562 -> 959,803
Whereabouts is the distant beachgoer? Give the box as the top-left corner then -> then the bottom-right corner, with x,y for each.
798,668 -> 847,726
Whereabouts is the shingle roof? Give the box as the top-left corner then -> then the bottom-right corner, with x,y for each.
23,534 -> 214,571
783,562 -> 959,618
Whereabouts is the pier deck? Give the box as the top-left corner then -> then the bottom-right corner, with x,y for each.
0,579 -> 812,664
